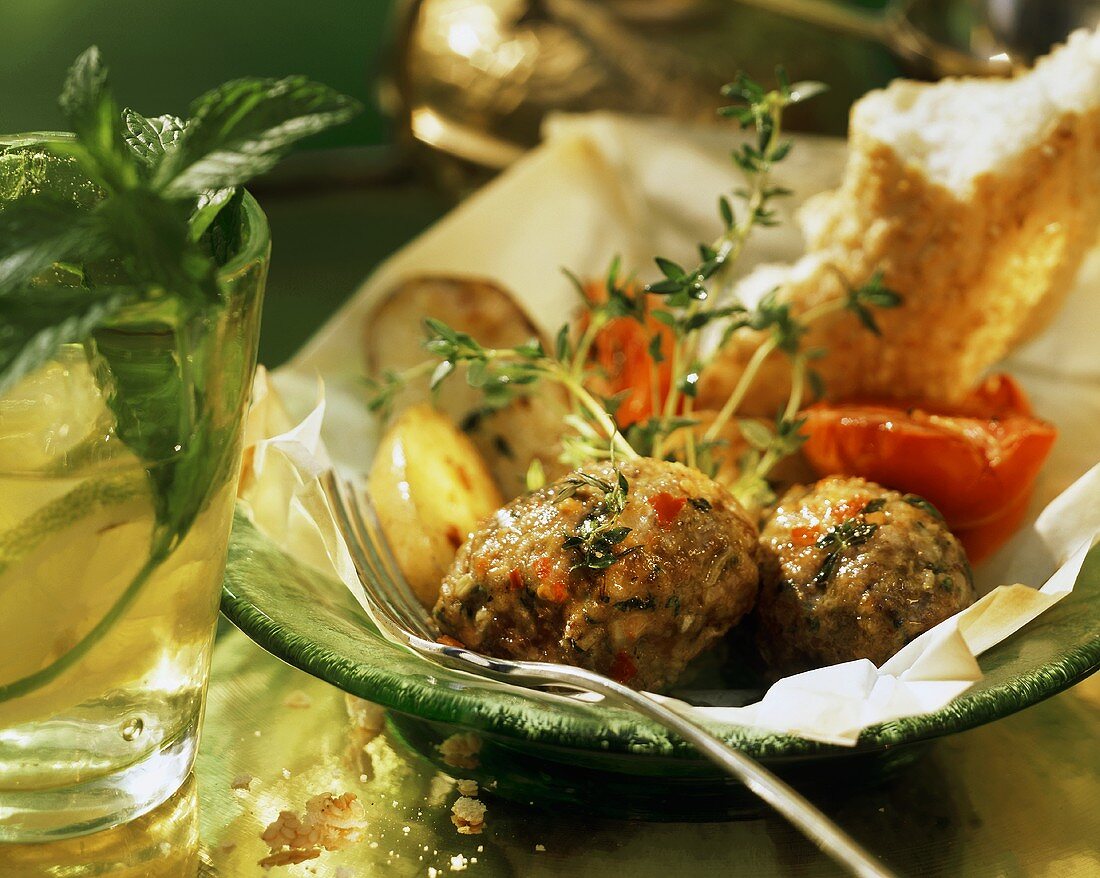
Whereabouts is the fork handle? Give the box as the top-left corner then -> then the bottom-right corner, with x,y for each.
534,665 -> 898,878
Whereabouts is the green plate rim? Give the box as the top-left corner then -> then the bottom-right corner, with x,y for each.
221,508 -> 1100,762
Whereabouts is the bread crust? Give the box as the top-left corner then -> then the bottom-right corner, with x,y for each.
699,84 -> 1100,413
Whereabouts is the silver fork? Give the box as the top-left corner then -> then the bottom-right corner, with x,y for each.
322,471 -> 897,878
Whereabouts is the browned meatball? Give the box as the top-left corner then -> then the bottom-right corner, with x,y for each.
755,476 -> 975,675
434,457 -> 759,691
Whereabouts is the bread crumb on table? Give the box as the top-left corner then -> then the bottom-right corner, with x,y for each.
345,694 -> 386,736
229,773 -> 255,791
282,689 -> 313,709
450,796 -> 487,835
438,732 -> 481,770
455,779 -> 478,797
258,848 -> 321,869
259,792 -> 367,869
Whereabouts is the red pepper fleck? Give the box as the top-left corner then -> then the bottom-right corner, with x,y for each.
650,492 -> 686,527
610,650 -> 637,684
507,567 -> 524,591
832,497 -> 867,523
790,525 -> 821,547
438,635 -> 465,648
473,556 -> 490,578
533,556 -> 554,580
536,579 -> 570,603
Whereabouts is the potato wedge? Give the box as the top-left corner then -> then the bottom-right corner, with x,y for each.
363,274 -> 568,498
368,404 -> 503,609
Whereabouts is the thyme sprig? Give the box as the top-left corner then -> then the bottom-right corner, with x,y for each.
365,71 -> 902,520
367,316 -> 640,460
555,470 -> 637,570
642,69 -> 826,463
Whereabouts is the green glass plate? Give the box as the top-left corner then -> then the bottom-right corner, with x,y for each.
221,506 -> 1100,819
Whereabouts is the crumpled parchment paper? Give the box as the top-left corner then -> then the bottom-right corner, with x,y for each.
240,114 -> 1100,745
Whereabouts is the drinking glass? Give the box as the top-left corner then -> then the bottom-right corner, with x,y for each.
0,135 -> 269,841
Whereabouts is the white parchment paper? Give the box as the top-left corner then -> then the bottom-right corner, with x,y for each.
243,115 -> 1100,745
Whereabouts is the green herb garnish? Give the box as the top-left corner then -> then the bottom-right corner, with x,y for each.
0,47 -> 359,701
903,493 -> 946,521
811,517 -> 880,587
365,70 -> 901,521
556,470 -> 638,571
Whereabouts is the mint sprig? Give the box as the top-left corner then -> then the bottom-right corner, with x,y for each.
0,46 -> 362,393
0,47 -> 360,703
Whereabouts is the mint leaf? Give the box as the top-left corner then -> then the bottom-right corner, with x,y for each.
0,285 -> 130,395
0,197 -> 103,294
122,109 -> 185,168
195,187 -> 244,263
189,186 -> 238,245
154,76 -> 362,195
58,47 -> 137,191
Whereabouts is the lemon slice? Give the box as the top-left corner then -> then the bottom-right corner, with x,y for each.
0,346 -> 116,476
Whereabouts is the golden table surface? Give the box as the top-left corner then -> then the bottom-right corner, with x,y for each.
7,627 -> 1098,878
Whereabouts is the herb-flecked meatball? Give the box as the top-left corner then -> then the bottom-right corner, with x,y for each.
755,476 -> 976,675
434,457 -> 759,691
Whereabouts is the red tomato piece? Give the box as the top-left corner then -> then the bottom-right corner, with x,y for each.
790,525 -> 820,547
801,374 -> 1056,558
649,491 -> 686,527
581,282 -> 675,427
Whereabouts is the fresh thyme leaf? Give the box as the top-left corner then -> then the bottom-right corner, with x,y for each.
554,321 -> 574,362
614,596 -> 655,611
812,517 -> 879,587
558,468 -> 636,571
647,332 -> 665,364
903,493 -> 945,521
738,418 -> 773,451
429,359 -> 455,391
655,257 -> 687,280
787,81 -> 829,104
807,367 -> 826,400
719,194 -> 734,229
843,270 -> 903,336
155,76 -> 362,196
678,366 -> 701,398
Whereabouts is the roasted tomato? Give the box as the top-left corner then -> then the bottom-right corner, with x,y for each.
800,374 -> 1056,563
581,283 -> 674,427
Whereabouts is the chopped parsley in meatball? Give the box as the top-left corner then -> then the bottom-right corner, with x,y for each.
434,457 -> 760,691
754,476 -> 976,675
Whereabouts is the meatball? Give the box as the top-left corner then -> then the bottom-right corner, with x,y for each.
754,476 -> 975,675
434,457 -> 759,691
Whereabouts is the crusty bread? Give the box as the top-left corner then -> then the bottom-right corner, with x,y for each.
698,28 -> 1100,414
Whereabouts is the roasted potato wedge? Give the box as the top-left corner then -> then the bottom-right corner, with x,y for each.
364,275 -> 568,498
368,404 -> 503,609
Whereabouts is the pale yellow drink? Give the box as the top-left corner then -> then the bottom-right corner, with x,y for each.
0,144 -> 268,839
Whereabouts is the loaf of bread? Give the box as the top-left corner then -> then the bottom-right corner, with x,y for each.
698,28 -> 1100,414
